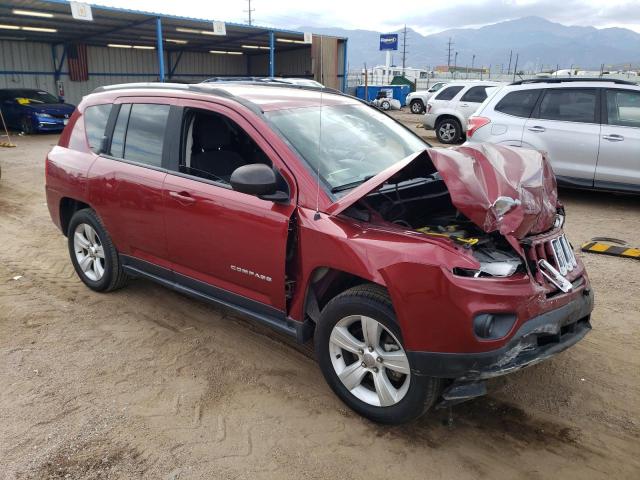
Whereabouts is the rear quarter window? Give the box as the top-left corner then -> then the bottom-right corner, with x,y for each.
494,89 -> 541,117
84,104 -> 112,153
434,86 -> 464,101
460,86 -> 491,103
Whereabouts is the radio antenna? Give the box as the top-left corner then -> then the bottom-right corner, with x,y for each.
314,35 -> 323,220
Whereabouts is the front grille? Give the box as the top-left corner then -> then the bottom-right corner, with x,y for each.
524,232 -> 579,289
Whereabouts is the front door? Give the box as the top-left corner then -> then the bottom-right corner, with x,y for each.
522,88 -> 600,186
163,101 -> 296,312
595,88 -> 640,191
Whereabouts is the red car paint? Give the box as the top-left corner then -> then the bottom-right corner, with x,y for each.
45,84 -> 591,359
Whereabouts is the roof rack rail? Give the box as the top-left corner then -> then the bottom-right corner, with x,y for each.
90,82 -> 265,114
510,77 -> 638,86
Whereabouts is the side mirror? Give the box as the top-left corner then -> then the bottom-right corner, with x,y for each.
230,164 -> 288,203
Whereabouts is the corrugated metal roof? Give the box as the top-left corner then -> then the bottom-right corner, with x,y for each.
0,0 -> 344,51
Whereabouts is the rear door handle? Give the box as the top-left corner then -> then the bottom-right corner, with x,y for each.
460,103 -> 469,107
169,190 -> 196,205
602,134 -> 624,142
527,126 -> 546,133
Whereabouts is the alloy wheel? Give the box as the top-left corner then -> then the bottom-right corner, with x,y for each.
410,101 -> 423,114
329,315 -> 410,407
73,223 -> 105,282
438,122 -> 457,142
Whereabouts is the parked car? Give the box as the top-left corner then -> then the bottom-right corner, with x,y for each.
466,78 -> 640,193
405,81 -> 448,114
45,82 -> 593,424
0,88 -> 74,133
371,90 -> 402,111
423,81 -> 501,144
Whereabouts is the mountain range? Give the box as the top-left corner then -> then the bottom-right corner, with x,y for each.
303,16 -> 640,72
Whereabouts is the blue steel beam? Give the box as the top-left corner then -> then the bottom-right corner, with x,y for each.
269,31 -> 275,77
342,38 -> 348,92
156,17 -> 165,82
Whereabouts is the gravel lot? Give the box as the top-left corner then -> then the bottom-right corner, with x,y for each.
1,121 -> 639,479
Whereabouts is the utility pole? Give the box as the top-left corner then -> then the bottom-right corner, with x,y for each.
401,24 -> 408,77
512,53 -> 519,82
244,0 -> 255,25
472,53 -> 475,77
446,37 -> 453,70
453,51 -> 458,79
507,50 -> 513,75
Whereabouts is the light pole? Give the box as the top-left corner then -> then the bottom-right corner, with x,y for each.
471,54 -> 475,78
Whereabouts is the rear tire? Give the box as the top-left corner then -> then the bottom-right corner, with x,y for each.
21,117 -> 33,135
435,117 -> 462,144
67,209 -> 128,292
410,100 -> 424,114
315,284 -> 441,424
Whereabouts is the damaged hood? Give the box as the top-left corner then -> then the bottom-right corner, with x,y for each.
327,144 -> 558,239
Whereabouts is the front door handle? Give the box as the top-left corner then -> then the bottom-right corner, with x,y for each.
527,125 -> 546,133
169,190 -> 196,205
602,134 -> 624,142
459,103 -> 469,107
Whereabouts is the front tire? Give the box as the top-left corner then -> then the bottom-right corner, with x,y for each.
315,284 -> 441,424
435,117 -> 462,144
380,100 -> 391,111
410,99 -> 424,114
67,209 -> 128,292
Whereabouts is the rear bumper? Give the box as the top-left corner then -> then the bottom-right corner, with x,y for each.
423,113 -> 436,129
407,287 -> 594,379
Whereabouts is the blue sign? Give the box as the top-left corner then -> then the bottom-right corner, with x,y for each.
379,34 -> 398,51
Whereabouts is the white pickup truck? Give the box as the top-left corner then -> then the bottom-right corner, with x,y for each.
405,82 -> 448,114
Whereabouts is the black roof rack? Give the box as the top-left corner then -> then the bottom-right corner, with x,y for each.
510,77 -> 638,86
91,82 -> 264,114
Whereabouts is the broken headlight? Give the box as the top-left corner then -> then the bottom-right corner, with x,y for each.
453,248 -> 523,278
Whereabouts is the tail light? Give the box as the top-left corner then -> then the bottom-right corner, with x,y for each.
426,103 -> 432,113
467,116 -> 491,138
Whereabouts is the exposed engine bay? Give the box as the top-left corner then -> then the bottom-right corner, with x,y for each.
343,168 -> 524,278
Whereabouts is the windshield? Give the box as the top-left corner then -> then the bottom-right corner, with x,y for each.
266,104 -> 427,192
12,90 -> 59,104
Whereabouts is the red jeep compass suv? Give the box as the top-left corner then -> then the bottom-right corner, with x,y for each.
45,82 -> 593,424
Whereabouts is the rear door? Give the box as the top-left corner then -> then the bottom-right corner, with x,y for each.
87,99 -> 173,270
595,88 -> 640,191
522,88 -> 600,186
162,99 -> 296,313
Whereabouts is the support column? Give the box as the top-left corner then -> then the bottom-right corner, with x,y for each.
156,17 -> 165,82
269,30 -> 275,78
342,38 -> 348,92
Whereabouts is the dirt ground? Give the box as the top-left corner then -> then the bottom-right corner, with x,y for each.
1,123 -> 639,479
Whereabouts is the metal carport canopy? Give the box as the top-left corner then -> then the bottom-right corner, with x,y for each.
0,0 -> 318,80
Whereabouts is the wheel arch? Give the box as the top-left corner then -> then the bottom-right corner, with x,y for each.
302,267 -> 392,327
59,197 -> 92,236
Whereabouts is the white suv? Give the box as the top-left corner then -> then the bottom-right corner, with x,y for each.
466,78 -> 640,193
423,81 -> 501,144
405,82 -> 448,114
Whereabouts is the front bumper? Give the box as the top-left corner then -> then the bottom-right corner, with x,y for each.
407,286 -> 593,380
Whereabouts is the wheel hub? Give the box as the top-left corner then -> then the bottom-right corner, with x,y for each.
362,352 -> 377,368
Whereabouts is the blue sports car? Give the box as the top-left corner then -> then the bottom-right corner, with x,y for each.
0,88 -> 75,134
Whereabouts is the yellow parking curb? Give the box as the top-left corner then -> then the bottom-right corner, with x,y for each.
581,241 -> 640,259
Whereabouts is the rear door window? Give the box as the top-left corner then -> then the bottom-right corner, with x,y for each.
605,89 -> 640,128
121,104 -> 170,167
434,86 -> 464,101
537,89 -> 597,123
495,89 -> 541,117
460,86 -> 490,103
84,104 -> 112,153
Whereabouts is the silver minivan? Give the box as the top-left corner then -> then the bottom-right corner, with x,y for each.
466,78 -> 640,193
